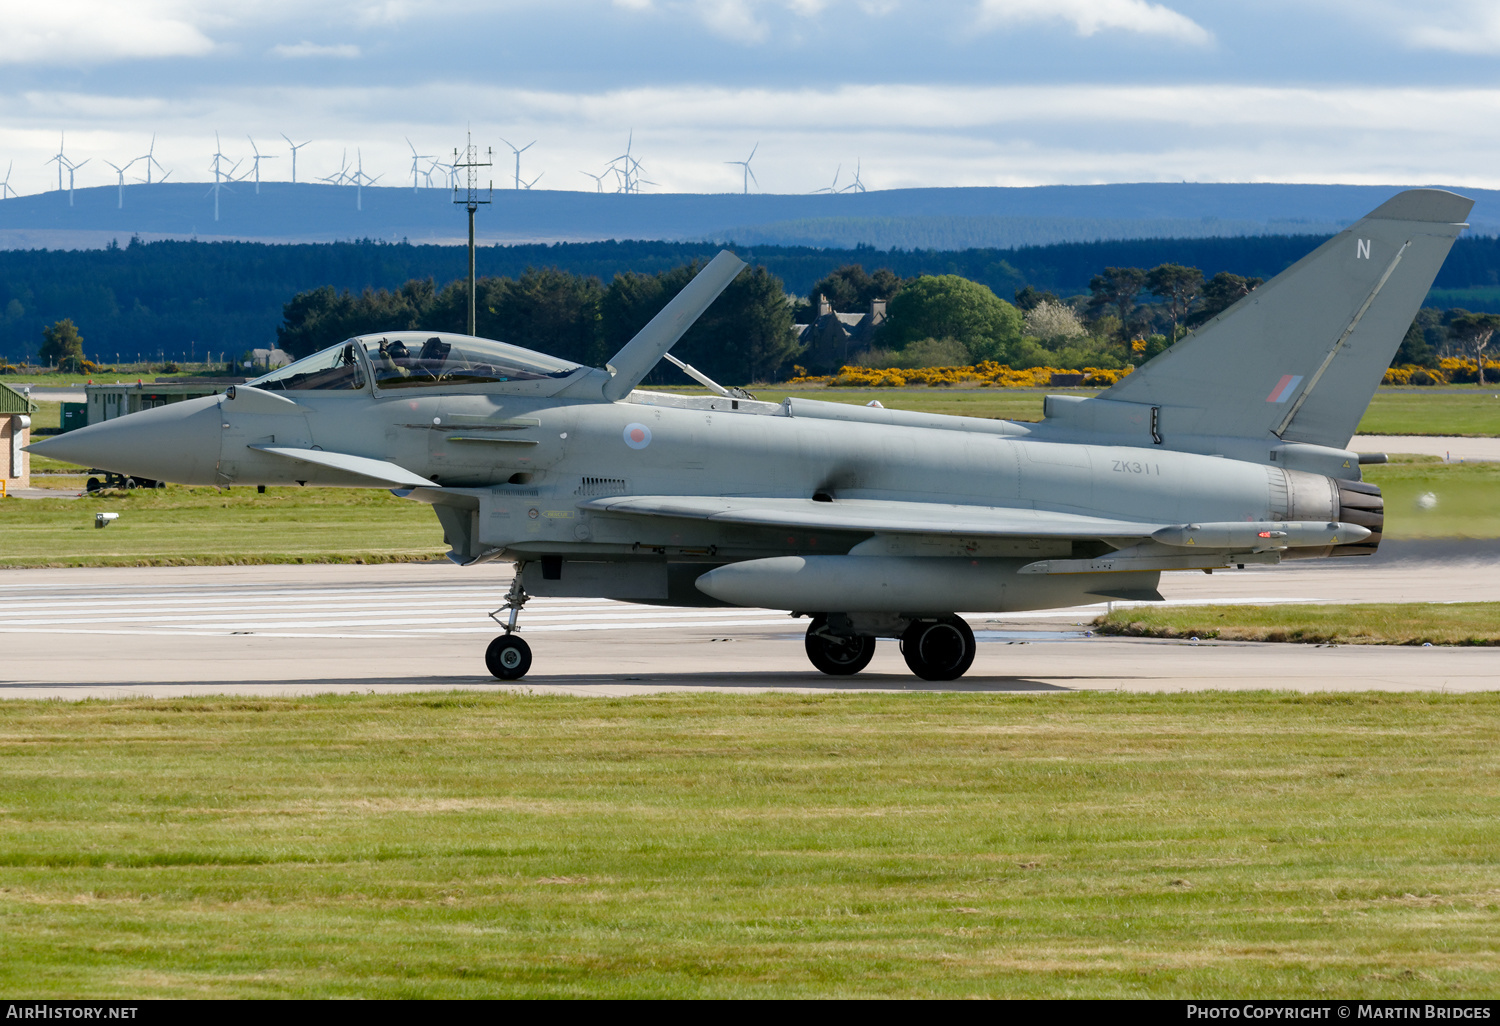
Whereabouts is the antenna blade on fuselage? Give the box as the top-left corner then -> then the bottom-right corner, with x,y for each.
601,250 -> 746,401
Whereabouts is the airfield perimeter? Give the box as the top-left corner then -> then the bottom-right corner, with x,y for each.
2,540 -> 1495,699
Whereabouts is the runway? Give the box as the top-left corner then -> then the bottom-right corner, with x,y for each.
2,541 -> 1496,700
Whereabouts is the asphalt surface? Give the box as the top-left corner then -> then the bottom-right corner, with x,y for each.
1352,434 -> 1500,461
2,540 -> 1496,700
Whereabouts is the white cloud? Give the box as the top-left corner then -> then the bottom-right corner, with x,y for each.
0,1 -> 216,65
697,0 -> 772,43
607,0 -> 839,44
1409,10 -> 1500,54
975,0 -> 1211,45
270,42 -> 362,59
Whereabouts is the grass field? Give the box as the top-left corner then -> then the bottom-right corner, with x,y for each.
0,486 -> 445,567
1359,457 -> 1500,539
1095,602 -> 1500,645
1,691 -> 1496,998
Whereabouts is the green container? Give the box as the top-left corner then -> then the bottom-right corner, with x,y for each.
60,403 -> 89,433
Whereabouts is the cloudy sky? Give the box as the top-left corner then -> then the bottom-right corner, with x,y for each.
3,0 -> 1500,197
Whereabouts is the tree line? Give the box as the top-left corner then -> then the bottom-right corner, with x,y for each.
6,232 -> 1500,366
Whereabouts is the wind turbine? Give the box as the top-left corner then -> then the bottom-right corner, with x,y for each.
318,149 -> 351,186
521,171 -> 544,190
136,134 -> 168,184
499,137 -> 535,190
725,142 -> 758,194
352,149 -> 381,210
429,158 -> 458,190
45,133 -> 71,193
813,164 -> 842,194
579,170 -> 608,193
840,158 -> 866,193
281,133 -> 311,184
1,162 -> 17,200
405,138 -> 433,193
104,158 -> 139,208
206,133 -> 240,221
607,130 -> 642,194
64,158 -> 89,207
245,137 -> 277,194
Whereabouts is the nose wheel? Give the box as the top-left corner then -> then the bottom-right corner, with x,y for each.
900,616 -> 976,681
485,635 -> 533,680
804,615 -> 876,676
485,566 -> 533,680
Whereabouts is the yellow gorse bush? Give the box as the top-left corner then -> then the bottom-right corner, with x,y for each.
788,361 -> 1133,388
1382,359 -> 1500,385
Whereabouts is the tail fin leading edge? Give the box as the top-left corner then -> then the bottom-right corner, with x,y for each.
1101,189 -> 1472,448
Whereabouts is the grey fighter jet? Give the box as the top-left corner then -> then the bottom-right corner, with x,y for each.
30,189 -> 1472,681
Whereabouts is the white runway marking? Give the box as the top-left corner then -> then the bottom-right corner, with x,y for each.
0,580 -> 789,638
0,577 -> 1324,640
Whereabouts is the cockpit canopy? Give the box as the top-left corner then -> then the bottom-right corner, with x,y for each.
249,332 -> 583,392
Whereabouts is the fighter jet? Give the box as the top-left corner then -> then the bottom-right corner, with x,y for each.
29,189 -> 1471,681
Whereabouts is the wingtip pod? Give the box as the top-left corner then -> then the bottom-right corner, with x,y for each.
1364,188 -> 1473,225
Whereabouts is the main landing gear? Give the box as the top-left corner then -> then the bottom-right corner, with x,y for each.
485,571 -> 532,680
802,613 -> 978,682
804,615 -> 877,675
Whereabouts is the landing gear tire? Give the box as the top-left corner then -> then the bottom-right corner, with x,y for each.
900,616 -> 976,681
485,635 -> 532,680
804,615 -> 876,676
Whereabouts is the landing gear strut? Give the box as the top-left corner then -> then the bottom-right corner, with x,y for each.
485,568 -> 532,680
804,614 -> 876,676
900,616 -> 976,681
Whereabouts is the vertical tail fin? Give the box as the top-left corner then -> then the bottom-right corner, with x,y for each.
1101,189 -> 1472,448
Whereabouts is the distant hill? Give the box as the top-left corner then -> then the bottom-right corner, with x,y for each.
3,181 -> 1498,251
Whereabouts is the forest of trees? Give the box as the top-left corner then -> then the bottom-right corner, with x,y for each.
6,232 -> 1500,378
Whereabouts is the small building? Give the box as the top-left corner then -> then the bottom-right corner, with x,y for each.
247,348 -> 292,371
84,378 -> 244,426
1,381 -> 36,491
795,296 -> 888,374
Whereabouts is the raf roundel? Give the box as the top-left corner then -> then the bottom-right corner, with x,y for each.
623,423 -> 652,450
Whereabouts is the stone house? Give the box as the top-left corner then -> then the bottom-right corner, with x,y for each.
795,295 -> 888,374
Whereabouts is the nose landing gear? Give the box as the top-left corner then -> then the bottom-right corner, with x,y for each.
485,634 -> 532,680
485,569 -> 532,681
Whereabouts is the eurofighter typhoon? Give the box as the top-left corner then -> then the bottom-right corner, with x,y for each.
30,190 -> 1471,681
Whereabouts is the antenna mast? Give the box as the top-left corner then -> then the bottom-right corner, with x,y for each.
452,130 -> 493,337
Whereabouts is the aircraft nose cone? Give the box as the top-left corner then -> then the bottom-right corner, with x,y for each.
26,395 -> 224,485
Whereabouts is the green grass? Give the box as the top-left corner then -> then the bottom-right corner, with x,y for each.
1096,602 -> 1500,645
1355,388 -> 1500,436
1361,457 -> 1500,539
0,486 -> 446,566
0,691 -> 1496,998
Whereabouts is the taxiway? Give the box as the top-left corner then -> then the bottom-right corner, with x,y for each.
1,541 -> 1495,700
